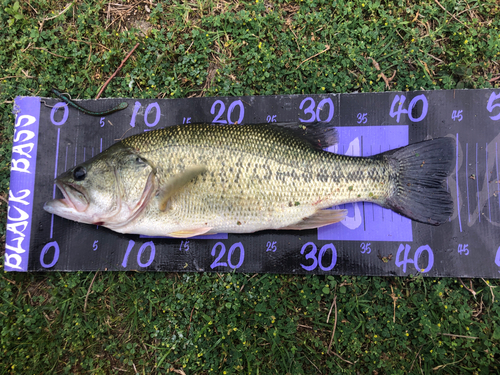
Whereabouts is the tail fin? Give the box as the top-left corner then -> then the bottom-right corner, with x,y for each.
378,137 -> 455,225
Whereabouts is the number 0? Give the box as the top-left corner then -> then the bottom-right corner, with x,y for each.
137,241 -> 156,268
318,243 -> 337,271
316,98 -> 334,123
227,242 -> 245,269
40,241 -> 60,268
227,100 -> 244,124
414,245 -> 434,273
407,95 -> 428,122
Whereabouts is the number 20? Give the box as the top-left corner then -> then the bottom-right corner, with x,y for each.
210,242 -> 245,269
211,100 -> 245,124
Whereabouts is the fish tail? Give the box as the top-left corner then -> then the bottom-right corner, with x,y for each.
379,137 -> 455,225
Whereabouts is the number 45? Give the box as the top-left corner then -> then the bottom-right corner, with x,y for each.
451,110 -> 463,122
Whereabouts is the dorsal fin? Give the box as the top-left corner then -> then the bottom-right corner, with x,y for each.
269,122 -> 338,150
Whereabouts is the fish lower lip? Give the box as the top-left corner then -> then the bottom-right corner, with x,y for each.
43,198 -> 71,212
55,182 -> 77,210
56,181 -> 89,211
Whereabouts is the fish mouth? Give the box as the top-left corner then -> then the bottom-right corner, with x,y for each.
44,181 -> 89,216
57,181 -> 89,212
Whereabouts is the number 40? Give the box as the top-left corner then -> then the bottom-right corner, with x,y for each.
389,94 -> 428,123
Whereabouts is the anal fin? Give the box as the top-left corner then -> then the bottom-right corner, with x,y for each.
167,227 -> 213,238
279,209 -> 347,230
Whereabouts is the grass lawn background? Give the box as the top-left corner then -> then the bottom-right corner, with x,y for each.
1,0 -> 500,373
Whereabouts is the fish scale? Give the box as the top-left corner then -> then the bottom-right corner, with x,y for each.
44,123 -> 454,236
118,124 -> 394,235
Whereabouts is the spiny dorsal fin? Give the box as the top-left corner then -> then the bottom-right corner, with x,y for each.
279,209 -> 347,230
269,122 -> 338,150
158,166 -> 207,211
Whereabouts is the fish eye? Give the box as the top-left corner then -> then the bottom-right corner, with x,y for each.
73,166 -> 86,181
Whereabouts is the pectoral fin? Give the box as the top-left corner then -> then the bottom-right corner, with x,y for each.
279,209 -> 347,230
167,227 -> 213,238
158,166 -> 207,211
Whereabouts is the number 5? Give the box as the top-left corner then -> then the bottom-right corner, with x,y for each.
487,92 -> 500,120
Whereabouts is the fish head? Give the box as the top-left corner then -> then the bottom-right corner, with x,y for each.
44,144 -> 156,228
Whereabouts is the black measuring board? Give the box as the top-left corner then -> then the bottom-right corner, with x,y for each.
5,90 -> 500,277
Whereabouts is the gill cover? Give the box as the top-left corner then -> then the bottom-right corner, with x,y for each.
44,143 -> 156,227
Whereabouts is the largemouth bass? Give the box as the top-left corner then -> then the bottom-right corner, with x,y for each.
43,123 -> 454,237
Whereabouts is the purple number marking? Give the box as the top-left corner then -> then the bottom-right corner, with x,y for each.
407,94 -> 428,122
389,95 -> 428,123
122,240 -> 135,268
456,134 -> 462,232
210,100 -> 245,124
389,95 -> 405,123
210,242 -> 228,268
300,242 -> 318,271
137,241 -> 155,267
298,97 -> 334,123
300,242 -> 337,271
318,243 -> 337,271
486,92 -> 500,120
227,100 -> 244,124
486,142 -> 492,221
50,103 -> 68,126
357,113 -> 367,124
360,243 -> 371,254
497,143 -> 499,212
130,101 -> 141,128
458,244 -> 469,255
466,143 -> 470,222
121,240 -> 155,268
144,103 -> 161,127
395,244 -> 412,273
395,244 -> 434,273
298,97 -> 316,123
413,245 -> 434,273
266,115 -> 277,123
476,143 -> 480,223
211,100 -> 227,124
316,98 -> 334,122
266,241 -> 277,252
227,242 -> 245,269
210,242 -> 245,269
40,241 -> 60,268
50,127 -> 61,239
318,126 -> 412,242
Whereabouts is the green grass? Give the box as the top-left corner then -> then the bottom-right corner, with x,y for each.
1,0 -> 500,373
